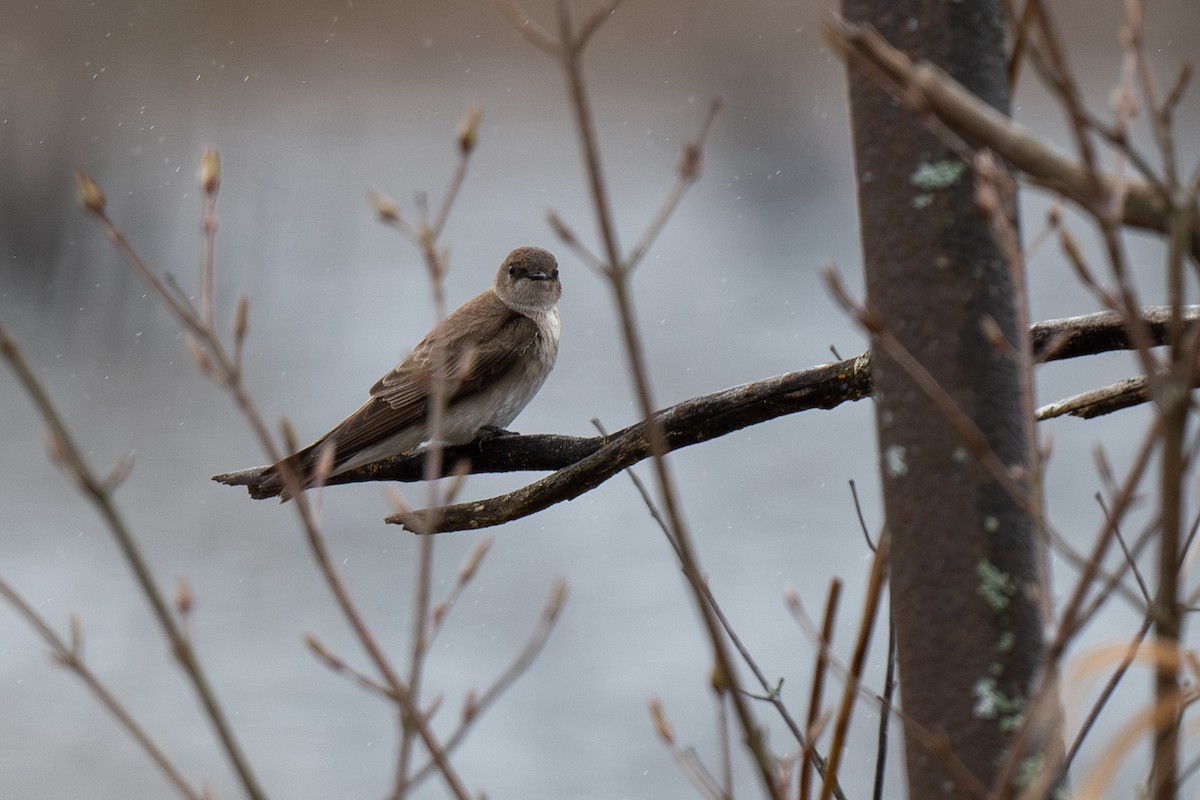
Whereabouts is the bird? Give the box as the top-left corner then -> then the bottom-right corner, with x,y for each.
214,246 -> 561,499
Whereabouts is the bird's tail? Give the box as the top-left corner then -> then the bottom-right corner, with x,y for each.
212,439 -> 333,500
211,464 -> 290,500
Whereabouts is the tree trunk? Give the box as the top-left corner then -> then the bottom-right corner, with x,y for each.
842,1 -> 1048,796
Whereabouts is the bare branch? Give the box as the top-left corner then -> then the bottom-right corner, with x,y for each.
385,354 -> 873,532
823,17 -> 1200,261
494,0 -> 561,56
817,534 -> 888,800
73,160 -> 475,800
406,579 -> 569,788
1035,372 -> 1195,420
213,305 -> 1200,537
0,320 -> 266,800
0,578 -> 202,800
625,97 -> 724,270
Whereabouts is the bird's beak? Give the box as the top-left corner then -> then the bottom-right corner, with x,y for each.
526,271 -> 550,281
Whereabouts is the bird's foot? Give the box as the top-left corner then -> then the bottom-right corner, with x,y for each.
478,425 -> 520,443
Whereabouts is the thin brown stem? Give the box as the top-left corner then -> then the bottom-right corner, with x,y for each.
406,579 -> 568,787
0,320 -> 267,800
75,166 -> 473,800
540,2 -> 782,793
601,422 -> 844,797
0,578 -> 202,800
1062,616 -> 1153,773
799,579 -> 841,800
817,534 -> 888,800
822,18 -> 1200,261
200,148 -> 219,329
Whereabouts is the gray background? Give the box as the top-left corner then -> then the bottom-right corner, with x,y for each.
2,1 -> 1197,797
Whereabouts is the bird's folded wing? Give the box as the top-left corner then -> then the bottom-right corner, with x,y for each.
320,312 -> 541,457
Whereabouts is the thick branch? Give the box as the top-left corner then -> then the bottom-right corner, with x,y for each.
388,353 -> 870,530
212,307 -> 1197,531
1030,307 -> 1199,362
214,306 -> 1199,503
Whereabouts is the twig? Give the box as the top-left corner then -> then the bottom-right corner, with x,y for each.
816,532 -> 888,800
428,537 -> 494,643
598,421 -> 844,798
0,319 -> 265,800
625,97 -> 724,270
406,579 -> 568,787
1102,495 -> 1153,606
497,2 -> 782,794
74,165 -> 472,800
873,616 -> 897,800
1023,0 -> 1101,189
648,700 -> 728,800
786,590 -> 989,800
824,266 -> 1038,519
364,107 -> 488,800
1062,616 -> 1153,773
0,578 -> 202,800
199,148 -> 219,329
1036,374 -> 1158,420
306,633 -> 399,703
822,17 -> 1200,261
846,482 -> 894,800
992,414 -> 1162,794
799,579 -> 841,800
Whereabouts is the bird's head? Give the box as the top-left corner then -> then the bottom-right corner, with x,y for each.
494,247 -> 561,313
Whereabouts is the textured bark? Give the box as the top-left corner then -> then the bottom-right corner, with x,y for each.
842,1 -> 1046,796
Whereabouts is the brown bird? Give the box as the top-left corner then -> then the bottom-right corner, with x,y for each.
215,246 -> 561,498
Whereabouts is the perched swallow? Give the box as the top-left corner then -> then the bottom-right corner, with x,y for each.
215,246 -> 561,498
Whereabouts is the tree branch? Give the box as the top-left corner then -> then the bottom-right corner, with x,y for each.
822,17 -> 1200,262
215,306 -> 1199,520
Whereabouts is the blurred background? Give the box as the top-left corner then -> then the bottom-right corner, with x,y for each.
1,1 -> 1197,797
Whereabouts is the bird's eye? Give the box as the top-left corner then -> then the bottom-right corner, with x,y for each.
551,269 -> 559,279
507,265 -> 517,276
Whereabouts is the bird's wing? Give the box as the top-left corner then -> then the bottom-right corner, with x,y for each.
314,300 -> 540,462
372,311 -> 540,405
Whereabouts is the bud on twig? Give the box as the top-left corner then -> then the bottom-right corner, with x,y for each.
678,141 -> 701,181
175,578 -> 194,616
185,333 -> 213,376
69,612 -> 85,657
366,188 -> 401,224
456,536 -> 493,586
233,294 -> 250,345
461,689 -> 479,722
103,451 -> 135,491
545,578 -> 569,620
431,600 -> 450,629
443,458 -> 471,505
199,148 -> 221,196
456,106 -> 483,155
74,169 -> 106,215
45,428 -> 70,472
979,315 -> 1008,353
783,587 -> 802,615
648,698 -> 674,744
546,210 -> 578,247
305,632 -> 335,663
709,662 -> 730,695
383,486 -> 415,519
